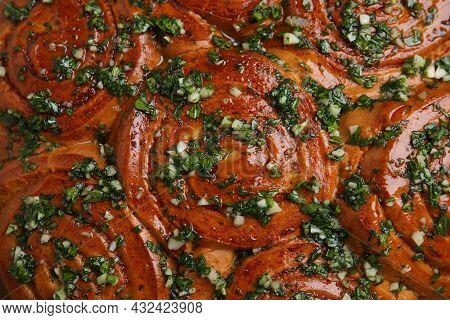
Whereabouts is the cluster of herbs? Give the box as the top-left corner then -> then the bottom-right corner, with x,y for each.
154,139 -> 223,194
339,1 -> 392,65
145,58 -> 224,195
84,0 -> 108,31
295,198 -> 374,300
76,65 -> 138,97
6,156 -> 125,289
347,122 -> 404,147
7,197 -> 120,293
225,190 -> 280,225
153,248 -> 196,299
267,78 -> 303,135
241,24 -> 286,66
280,26 -> 313,49
67,157 -> 126,210
351,278 -> 375,299
53,56 -> 80,81
304,74 -> 410,133
250,1 -> 282,24
286,180 -> 359,275
8,246 -> 37,284
132,14 -> 185,40
219,115 -> 266,147
177,252 -> 227,298
152,225 -> 227,299
379,75 -> 410,102
369,220 -> 394,256
53,256 -> 120,299
134,93 -> 159,119
303,76 -> 358,132
341,59 -> 377,88
0,108 -> 60,171
28,89 -> 61,115
3,0 -> 36,22
245,272 -> 285,299
301,200 -> 358,273
145,56 -> 212,108
435,56 -> 450,74
10,195 -> 62,247
402,55 -> 432,76
53,238 -> 79,262
342,174 -> 371,210
405,120 -> 449,231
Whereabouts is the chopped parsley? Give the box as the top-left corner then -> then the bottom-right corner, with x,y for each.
318,39 -> 332,54
28,89 -> 61,115
340,1 -> 392,65
342,174 -> 371,210
76,65 -> 138,97
82,256 -> 119,286
134,94 -> 159,119
69,158 -> 126,209
177,251 -> 227,297
250,1 -> 282,24
212,35 -> 232,49
435,211 -> 449,236
9,247 -> 36,284
53,56 -> 80,81
145,57 -> 212,105
436,56 -> 450,74
3,0 -> 36,22
0,109 -> 60,171
84,1 -> 108,31
379,75 -> 409,102
172,225 -> 200,242
347,123 -> 403,147
177,252 -> 210,276
54,238 -> 79,262
402,55 -> 430,76
152,15 -> 185,36
226,190 -> 281,225
303,76 -> 353,132
220,116 -> 266,147
267,79 -> 302,135
133,15 -> 185,37
341,59 -> 377,88
352,279 -> 375,299
207,50 -> 224,65
301,199 -> 358,272
406,120 -> 449,209
242,24 -> 285,66
158,254 -> 195,299
155,142 -> 222,191
245,273 -> 285,299
13,196 -> 61,244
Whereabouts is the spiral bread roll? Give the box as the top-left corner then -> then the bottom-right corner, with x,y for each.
338,93 -> 450,298
115,48 -> 338,249
286,0 -> 450,67
0,0 -> 448,300
0,144 -> 168,299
